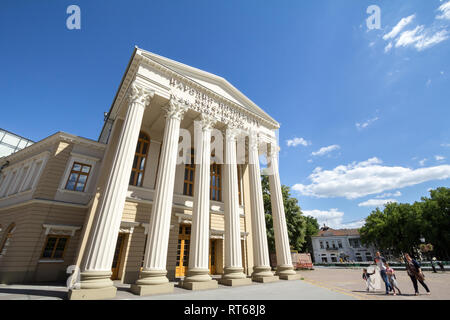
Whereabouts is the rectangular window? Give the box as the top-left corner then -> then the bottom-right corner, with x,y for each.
65,162 -> 91,192
320,241 -> 324,249
183,150 -> 195,196
338,240 -> 343,248
41,235 -> 69,259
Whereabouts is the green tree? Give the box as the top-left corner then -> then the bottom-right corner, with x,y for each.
304,216 -> 320,255
359,191 -> 450,259
420,187 -> 450,259
261,175 -> 307,252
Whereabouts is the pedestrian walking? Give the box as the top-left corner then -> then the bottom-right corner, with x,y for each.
437,260 -> 445,272
362,268 -> 376,292
374,251 -> 392,294
385,263 -> 401,295
431,257 -> 437,273
404,253 -> 431,296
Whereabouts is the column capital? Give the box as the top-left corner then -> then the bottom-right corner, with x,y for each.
198,114 -> 217,131
129,83 -> 154,106
224,125 -> 241,142
248,131 -> 260,152
164,97 -> 188,121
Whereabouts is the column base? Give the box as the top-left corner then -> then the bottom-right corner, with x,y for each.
219,277 -> 252,287
182,280 -> 218,291
276,264 -> 299,280
68,286 -> 117,300
279,274 -> 302,280
130,283 -> 174,296
252,275 -> 279,283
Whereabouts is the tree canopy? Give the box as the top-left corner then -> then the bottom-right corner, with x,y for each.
359,187 -> 450,259
261,175 -> 318,253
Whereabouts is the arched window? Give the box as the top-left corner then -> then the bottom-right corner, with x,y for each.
129,132 -> 150,187
0,223 -> 16,257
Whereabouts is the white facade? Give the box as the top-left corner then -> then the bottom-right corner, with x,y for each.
311,229 -> 376,263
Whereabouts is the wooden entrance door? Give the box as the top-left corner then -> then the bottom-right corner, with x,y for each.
175,225 -> 191,277
209,239 -> 217,275
111,233 -> 126,280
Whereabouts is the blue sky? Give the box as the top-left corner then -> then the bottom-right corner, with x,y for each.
1,0 -> 449,228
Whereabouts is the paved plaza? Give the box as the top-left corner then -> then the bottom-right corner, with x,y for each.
0,268 -> 448,300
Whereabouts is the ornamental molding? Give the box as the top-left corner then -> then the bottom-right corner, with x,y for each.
129,82 -> 154,106
164,97 -> 188,121
42,224 -> 81,236
134,53 -> 279,130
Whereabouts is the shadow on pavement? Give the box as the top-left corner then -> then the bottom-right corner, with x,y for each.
0,288 -> 67,299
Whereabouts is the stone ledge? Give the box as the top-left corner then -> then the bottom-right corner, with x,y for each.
68,286 -> 117,300
182,280 -> 218,291
219,277 -> 253,287
252,275 -> 279,283
130,283 -> 174,296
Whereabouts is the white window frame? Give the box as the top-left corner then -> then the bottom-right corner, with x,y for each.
0,151 -> 50,199
58,152 -> 99,194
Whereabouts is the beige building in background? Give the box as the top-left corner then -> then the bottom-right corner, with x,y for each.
0,47 -> 299,300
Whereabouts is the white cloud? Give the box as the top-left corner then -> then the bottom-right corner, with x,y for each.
286,137 -> 310,147
426,79 -> 432,87
383,14 -> 416,40
358,198 -> 397,207
356,117 -> 379,130
292,157 -> 450,199
303,208 -> 365,229
437,1 -> 450,20
307,159 -> 313,163
311,145 -> 340,156
441,143 -> 450,147
384,42 -> 393,52
419,158 -> 427,166
415,29 -> 449,51
396,25 -> 425,47
375,191 -> 402,198
435,155 -> 446,161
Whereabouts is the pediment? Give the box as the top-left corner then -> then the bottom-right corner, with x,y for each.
137,48 -> 278,127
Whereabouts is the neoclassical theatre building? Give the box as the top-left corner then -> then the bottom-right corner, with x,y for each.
0,47 -> 300,299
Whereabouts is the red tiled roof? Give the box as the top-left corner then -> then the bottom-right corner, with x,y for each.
316,228 -> 360,237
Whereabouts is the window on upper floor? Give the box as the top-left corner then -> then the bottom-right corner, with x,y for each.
326,241 -> 330,249
0,223 -> 16,257
129,132 -> 150,187
65,162 -> 92,192
237,165 -> 242,206
210,162 -> 221,201
320,241 -> 324,249
183,149 -> 195,196
349,238 -> 361,248
338,240 -> 343,248
41,235 -> 69,259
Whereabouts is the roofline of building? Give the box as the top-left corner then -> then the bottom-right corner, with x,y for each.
1,131 -> 106,164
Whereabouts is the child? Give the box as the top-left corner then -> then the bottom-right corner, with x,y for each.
362,268 -> 375,292
386,263 -> 401,295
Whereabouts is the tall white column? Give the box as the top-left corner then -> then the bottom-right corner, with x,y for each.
131,98 -> 187,296
220,126 -> 251,286
182,115 -> 218,290
69,83 -> 153,300
267,145 -> 300,280
248,133 -> 278,283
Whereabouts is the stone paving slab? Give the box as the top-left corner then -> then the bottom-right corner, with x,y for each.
0,277 -> 355,300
